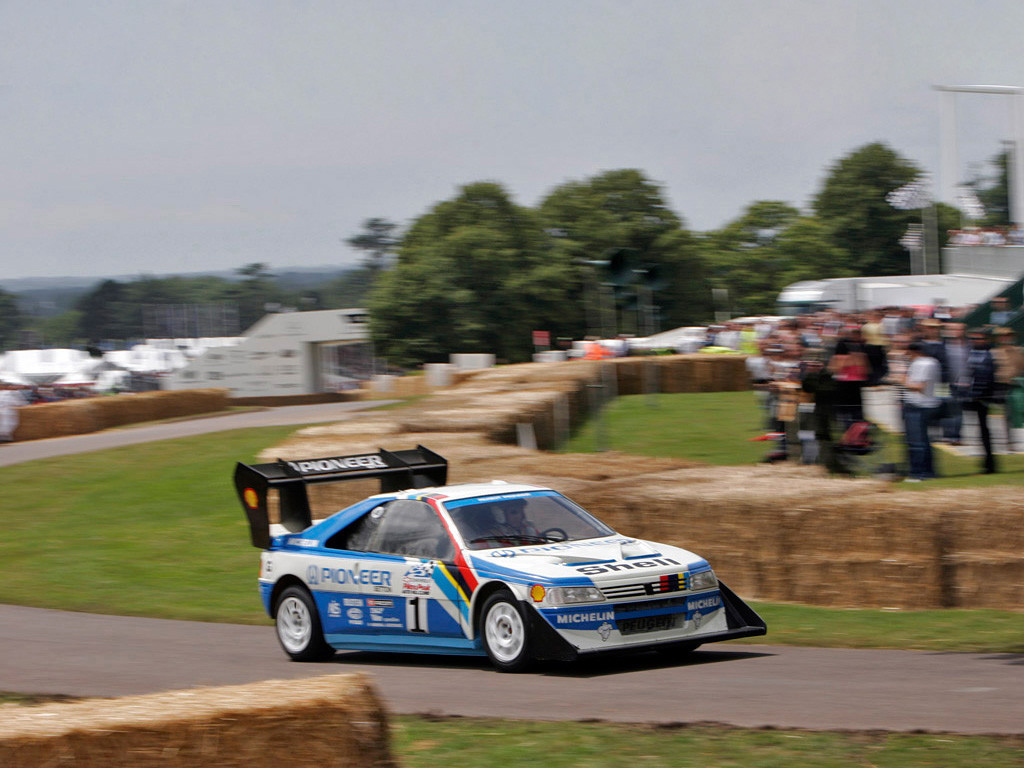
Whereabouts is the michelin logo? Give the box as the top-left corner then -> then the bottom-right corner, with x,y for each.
687,595 -> 722,612
555,610 -> 614,625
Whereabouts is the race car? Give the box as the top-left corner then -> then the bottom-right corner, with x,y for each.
235,446 -> 766,672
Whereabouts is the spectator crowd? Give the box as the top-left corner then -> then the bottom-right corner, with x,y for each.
742,306 -> 1024,481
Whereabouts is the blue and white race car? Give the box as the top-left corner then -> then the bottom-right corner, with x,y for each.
235,446 -> 765,672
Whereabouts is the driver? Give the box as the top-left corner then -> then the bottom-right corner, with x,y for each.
496,499 -> 540,538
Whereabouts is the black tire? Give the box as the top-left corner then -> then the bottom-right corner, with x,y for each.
274,585 -> 334,662
480,590 -> 533,672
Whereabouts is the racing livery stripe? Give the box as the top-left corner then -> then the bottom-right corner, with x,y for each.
434,561 -> 471,609
424,496 -> 481,597
469,556 -> 598,586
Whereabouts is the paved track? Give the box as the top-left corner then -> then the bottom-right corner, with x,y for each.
1,605 -> 1021,734
0,401 -> 388,468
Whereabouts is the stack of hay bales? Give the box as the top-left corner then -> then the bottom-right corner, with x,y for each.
249,356 -> 1022,610
14,389 -> 229,442
0,675 -> 394,768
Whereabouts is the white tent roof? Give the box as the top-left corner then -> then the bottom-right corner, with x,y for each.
0,348 -> 94,384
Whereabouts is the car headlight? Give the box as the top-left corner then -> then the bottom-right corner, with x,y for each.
547,586 -> 604,605
689,569 -> 718,591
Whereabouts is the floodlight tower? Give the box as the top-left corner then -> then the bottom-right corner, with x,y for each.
935,84 -> 1024,225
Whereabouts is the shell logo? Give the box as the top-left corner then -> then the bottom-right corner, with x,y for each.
529,584 -> 546,602
243,488 -> 260,509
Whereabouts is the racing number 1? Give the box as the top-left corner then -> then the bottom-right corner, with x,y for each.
406,596 -> 429,633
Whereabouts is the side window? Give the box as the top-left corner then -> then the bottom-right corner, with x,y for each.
327,504 -> 387,551
373,500 -> 454,560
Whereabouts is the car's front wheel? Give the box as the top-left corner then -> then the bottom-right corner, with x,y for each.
481,590 -> 532,672
274,585 -> 334,662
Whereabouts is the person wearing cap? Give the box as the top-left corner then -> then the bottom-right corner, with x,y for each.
903,340 -> 942,481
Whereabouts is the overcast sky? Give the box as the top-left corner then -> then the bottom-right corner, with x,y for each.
4,0 -> 1024,281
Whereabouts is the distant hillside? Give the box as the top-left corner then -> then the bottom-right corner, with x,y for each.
0,265 -> 353,294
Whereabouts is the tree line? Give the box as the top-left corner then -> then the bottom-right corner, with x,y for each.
1,141 -> 1006,363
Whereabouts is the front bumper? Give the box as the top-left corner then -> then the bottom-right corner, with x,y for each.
528,580 -> 766,661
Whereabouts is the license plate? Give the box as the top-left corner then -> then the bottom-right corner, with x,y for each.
618,614 -> 675,635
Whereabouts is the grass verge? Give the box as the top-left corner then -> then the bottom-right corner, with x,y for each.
0,703 -> 1017,765
563,391 -> 1024,487
392,716 -> 1024,767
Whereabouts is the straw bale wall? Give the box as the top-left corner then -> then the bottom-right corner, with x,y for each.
0,674 -> 394,768
13,389 -> 229,441
253,356 -> 1024,610
568,472 -> 1023,609
600,355 -> 752,396
260,358 -> 1024,609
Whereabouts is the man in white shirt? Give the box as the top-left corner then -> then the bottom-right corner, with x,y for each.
903,341 -> 942,480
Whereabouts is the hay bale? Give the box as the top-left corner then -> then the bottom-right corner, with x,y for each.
947,554 -> 1024,607
13,400 -> 102,440
0,674 -> 394,768
12,389 -> 230,441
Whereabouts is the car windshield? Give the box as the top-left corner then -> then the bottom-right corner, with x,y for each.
447,492 -> 615,550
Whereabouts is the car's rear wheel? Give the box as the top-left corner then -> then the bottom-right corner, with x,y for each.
275,585 -> 334,662
481,590 -> 532,672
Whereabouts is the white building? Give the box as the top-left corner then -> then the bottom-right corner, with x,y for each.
164,309 -> 372,398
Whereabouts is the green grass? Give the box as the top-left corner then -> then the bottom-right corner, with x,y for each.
392,716 -> 1024,768
0,426 -> 302,623
746,602 -> 1024,653
563,391 -> 1024,487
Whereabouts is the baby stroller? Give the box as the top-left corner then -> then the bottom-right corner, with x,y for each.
834,420 -> 900,479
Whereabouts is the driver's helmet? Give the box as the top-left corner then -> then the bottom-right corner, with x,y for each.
501,498 -> 527,524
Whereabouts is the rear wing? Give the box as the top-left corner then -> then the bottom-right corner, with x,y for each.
234,446 -> 448,548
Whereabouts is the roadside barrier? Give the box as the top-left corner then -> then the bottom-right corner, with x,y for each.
11,389 -> 229,441
257,356 -> 1022,611
0,674 -> 394,768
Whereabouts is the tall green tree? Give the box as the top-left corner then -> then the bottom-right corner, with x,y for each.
346,218 -> 400,274
537,169 -> 710,334
703,201 -> 802,315
812,142 -> 923,276
704,202 -> 855,316
75,279 -> 128,343
370,182 -> 574,366
0,288 -> 24,350
227,263 -> 283,330
968,148 -> 1011,227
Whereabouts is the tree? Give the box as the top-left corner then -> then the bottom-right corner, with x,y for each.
228,263 -> 283,330
370,182 -> 574,366
0,288 -> 24,350
537,169 -> 710,334
346,218 -> 400,274
812,142 -> 923,276
968,148 -> 1011,227
75,280 -> 128,343
703,201 -> 802,315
